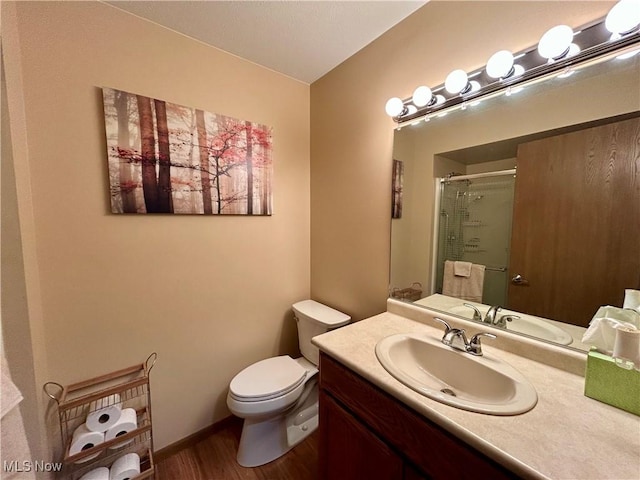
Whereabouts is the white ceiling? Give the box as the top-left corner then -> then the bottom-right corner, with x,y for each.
104,1 -> 427,84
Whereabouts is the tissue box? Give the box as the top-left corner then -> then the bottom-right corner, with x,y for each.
584,350 -> 640,416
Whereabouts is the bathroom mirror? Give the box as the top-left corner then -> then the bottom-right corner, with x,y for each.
389,47 -> 640,353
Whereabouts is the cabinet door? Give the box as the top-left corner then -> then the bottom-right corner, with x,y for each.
320,354 -> 518,480
319,390 -> 403,480
404,462 -> 431,480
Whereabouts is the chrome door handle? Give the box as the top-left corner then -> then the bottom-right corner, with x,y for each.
511,274 -> 530,286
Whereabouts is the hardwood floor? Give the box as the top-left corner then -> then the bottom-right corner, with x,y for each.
156,417 -> 319,480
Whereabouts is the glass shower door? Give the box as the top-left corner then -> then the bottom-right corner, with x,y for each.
435,173 -> 516,306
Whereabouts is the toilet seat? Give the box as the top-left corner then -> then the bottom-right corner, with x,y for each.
229,356 -> 307,402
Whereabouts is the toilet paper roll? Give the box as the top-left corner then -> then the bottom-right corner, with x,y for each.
86,394 -> 122,432
623,289 -> 640,313
79,467 -> 110,480
105,408 -> 138,449
109,453 -> 140,480
69,424 -> 104,463
613,326 -> 640,368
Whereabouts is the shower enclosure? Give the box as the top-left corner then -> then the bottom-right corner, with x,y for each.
434,170 -> 516,306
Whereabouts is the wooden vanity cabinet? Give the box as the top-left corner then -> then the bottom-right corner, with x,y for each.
318,353 -> 519,480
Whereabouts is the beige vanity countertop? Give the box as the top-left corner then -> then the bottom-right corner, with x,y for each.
313,311 -> 640,480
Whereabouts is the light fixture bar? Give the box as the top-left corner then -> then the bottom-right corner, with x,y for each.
395,41 -> 640,129
389,11 -> 640,126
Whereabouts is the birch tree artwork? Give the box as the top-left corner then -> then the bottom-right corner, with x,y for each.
392,159 -> 403,219
102,88 -> 273,215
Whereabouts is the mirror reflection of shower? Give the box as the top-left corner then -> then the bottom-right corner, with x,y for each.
435,170 -> 516,306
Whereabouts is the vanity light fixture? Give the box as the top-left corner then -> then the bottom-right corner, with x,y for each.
537,25 -> 578,61
385,0 -> 640,125
412,86 -> 446,108
445,69 -> 480,95
412,86 -> 434,107
486,50 -> 525,79
605,0 -> 640,39
385,97 -> 405,117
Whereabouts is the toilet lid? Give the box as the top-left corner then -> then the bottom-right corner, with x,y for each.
229,356 -> 307,401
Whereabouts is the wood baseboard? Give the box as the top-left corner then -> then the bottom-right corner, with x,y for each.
154,415 -> 241,462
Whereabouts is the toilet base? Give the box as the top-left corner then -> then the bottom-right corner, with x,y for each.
236,382 -> 318,467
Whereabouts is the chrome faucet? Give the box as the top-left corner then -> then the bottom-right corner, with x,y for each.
433,318 -> 496,356
462,304 -> 519,330
484,305 -> 503,325
435,318 -> 470,352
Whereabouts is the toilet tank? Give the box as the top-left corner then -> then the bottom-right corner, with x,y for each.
292,300 -> 350,365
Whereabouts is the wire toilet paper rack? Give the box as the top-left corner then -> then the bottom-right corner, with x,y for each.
43,353 -> 157,480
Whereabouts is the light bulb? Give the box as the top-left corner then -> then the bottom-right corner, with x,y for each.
406,105 -> 418,115
467,81 -> 481,94
486,50 -> 515,79
412,86 -> 433,107
538,25 -> 574,60
385,97 -> 404,117
445,69 -> 469,94
567,43 -> 581,57
606,0 -> 640,35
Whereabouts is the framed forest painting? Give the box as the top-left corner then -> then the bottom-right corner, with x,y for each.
392,159 -> 403,219
102,87 -> 273,215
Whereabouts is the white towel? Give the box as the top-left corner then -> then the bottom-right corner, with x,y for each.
442,260 -> 485,302
453,261 -> 472,277
1,358 -> 23,419
1,352 -> 35,479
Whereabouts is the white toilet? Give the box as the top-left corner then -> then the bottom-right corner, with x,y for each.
227,299 -> 350,467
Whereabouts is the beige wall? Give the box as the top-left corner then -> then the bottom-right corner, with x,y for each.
3,0 -> 310,453
310,1 -> 616,321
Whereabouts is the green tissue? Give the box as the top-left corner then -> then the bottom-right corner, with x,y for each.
584,349 -> 640,416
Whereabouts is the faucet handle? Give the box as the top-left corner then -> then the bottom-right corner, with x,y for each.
468,332 -> 497,356
433,317 -> 452,333
495,314 -> 519,329
434,318 -> 469,350
462,303 -> 483,322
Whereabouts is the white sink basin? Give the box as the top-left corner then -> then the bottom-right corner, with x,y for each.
448,305 -> 573,346
375,333 -> 537,415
